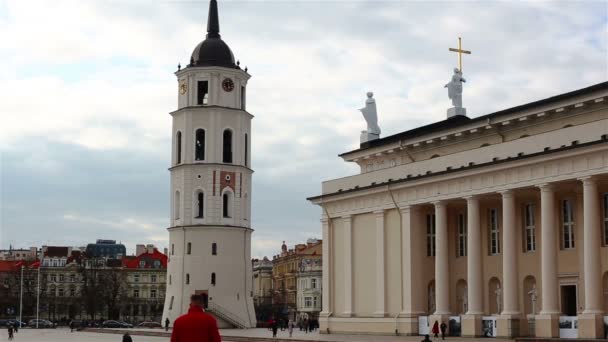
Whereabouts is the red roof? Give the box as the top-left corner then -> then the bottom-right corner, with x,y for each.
0,260 -> 18,272
122,249 -> 167,269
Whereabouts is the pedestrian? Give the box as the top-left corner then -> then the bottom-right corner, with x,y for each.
421,334 -> 432,342
288,319 -> 294,338
431,320 -> 439,338
165,318 -> 170,332
271,318 -> 278,338
123,332 -> 133,342
440,321 -> 447,340
170,294 -> 221,342
69,320 -> 74,332
8,325 -> 14,341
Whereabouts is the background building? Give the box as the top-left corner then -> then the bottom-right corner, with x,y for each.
0,246 -> 38,261
272,239 -> 322,322
252,257 -> 273,324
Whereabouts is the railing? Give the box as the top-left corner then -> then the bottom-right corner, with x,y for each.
207,301 -> 249,329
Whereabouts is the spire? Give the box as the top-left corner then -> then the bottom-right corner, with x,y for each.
206,0 -> 220,39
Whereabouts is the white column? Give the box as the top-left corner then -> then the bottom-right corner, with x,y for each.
539,184 -> 559,314
500,190 -> 520,315
321,218 -> 332,316
374,210 -> 386,317
581,177 -> 603,314
465,196 -> 483,315
434,201 -> 450,315
343,215 -> 353,316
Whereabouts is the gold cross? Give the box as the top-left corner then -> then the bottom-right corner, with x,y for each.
449,37 -> 471,72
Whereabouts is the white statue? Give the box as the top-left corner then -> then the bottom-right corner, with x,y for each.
359,92 -> 381,143
527,285 -> 537,315
444,68 -> 467,117
495,285 -> 502,314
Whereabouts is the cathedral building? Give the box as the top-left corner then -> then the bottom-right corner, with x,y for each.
162,0 -> 256,328
308,82 -> 608,338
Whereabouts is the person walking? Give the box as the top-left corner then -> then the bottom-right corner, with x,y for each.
8,324 -> 14,341
431,320 -> 439,338
440,321 -> 447,340
69,320 -> 74,332
123,332 -> 133,342
170,294 -> 221,342
271,319 -> 278,338
165,318 -> 170,332
288,319 -> 294,338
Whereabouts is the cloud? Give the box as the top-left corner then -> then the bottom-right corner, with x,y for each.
0,0 -> 606,257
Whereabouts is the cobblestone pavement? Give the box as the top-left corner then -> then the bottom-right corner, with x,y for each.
5,327 -> 515,342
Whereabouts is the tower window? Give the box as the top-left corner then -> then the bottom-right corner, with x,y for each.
174,191 -> 181,220
244,133 -> 248,167
186,273 -> 190,284
223,192 -> 232,218
197,81 -> 209,105
426,214 -> 436,257
195,129 -> 205,161
171,244 -> 174,255
212,243 -> 217,255
241,86 -> 246,110
489,208 -> 500,255
186,242 -> 191,255
211,272 -> 216,286
196,192 -> 204,218
457,213 -> 467,257
176,131 -> 182,164
223,129 -> 233,163
524,203 -> 536,252
562,199 -> 575,249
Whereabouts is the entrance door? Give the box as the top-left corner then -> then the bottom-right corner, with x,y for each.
560,285 -> 577,316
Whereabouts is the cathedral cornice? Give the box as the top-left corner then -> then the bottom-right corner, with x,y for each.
168,162 -> 253,173
169,105 -> 254,118
167,224 -> 254,232
308,137 -> 608,202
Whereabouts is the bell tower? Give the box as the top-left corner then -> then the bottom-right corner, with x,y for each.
163,0 -> 256,328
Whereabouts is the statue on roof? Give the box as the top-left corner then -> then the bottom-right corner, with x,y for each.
445,68 -> 467,117
359,92 -> 381,143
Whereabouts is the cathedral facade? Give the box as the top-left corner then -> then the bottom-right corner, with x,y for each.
309,82 -> 608,338
162,0 -> 256,328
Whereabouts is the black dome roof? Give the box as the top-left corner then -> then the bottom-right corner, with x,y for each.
189,0 -> 238,69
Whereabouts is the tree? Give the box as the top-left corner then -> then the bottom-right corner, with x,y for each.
78,258 -> 104,320
100,266 -> 128,320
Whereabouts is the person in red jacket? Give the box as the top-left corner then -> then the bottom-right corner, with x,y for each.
171,294 -> 221,342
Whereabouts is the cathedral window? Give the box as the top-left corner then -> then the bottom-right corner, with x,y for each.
603,193 -> 608,246
457,213 -> 467,257
186,273 -> 190,284
241,86 -> 246,110
197,81 -> 209,105
426,214 -> 436,257
223,129 -> 233,163
244,133 -> 248,167
212,243 -> 217,255
174,191 -> 181,220
176,131 -> 182,164
196,192 -> 204,218
524,204 -> 536,252
561,199 -> 575,249
195,129 -> 206,161
223,192 -> 232,218
211,272 -> 216,286
489,208 -> 500,255
186,242 -> 191,255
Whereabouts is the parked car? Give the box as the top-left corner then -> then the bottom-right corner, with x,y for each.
138,321 -> 162,328
0,319 -> 8,327
102,320 -> 133,328
28,319 -> 56,328
6,319 -> 27,328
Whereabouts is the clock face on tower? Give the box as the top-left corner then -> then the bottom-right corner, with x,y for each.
222,78 -> 235,92
179,80 -> 187,95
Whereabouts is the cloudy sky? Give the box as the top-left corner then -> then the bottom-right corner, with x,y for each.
0,0 -> 606,258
